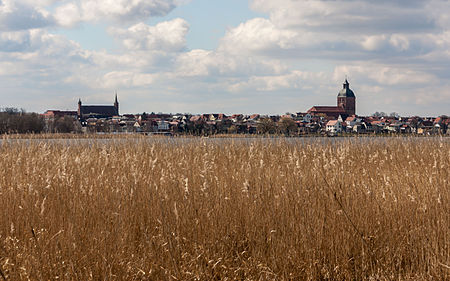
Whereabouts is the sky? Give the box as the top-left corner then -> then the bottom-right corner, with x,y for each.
0,0 -> 449,116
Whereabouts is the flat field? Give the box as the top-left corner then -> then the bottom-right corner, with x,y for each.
0,137 -> 448,280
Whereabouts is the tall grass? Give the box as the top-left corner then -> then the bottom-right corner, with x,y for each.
0,137 -> 448,280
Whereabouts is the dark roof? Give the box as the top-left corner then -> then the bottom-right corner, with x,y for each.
81,105 -> 118,117
338,79 -> 356,98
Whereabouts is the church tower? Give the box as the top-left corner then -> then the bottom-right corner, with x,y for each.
337,79 -> 356,116
78,98 -> 82,118
114,93 -> 119,115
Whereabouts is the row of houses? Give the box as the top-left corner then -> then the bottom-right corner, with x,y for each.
324,115 -> 449,135
42,109 -> 449,135
42,85 -> 449,135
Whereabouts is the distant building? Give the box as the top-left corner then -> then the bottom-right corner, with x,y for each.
42,110 -> 77,119
78,95 -> 119,120
326,119 -> 343,133
157,120 -> 170,131
308,79 -> 356,118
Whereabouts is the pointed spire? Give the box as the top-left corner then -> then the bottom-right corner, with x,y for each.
343,77 -> 349,89
114,91 -> 119,116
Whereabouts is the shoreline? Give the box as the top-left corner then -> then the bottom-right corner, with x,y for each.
2,132 -> 449,140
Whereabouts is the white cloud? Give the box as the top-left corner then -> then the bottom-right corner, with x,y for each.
0,0 -> 180,30
0,0 -> 53,30
0,30 -> 31,52
361,35 -> 388,51
109,19 -> 189,52
333,64 -> 438,86
219,18 -> 298,54
218,1 -> 449,61
175,49 -> 212,77
82,0 -> 176,22
0,27 -> 91,93
389,34 -> 410,51
360,34 -> 412,52
175,49 -> 287,77
100,71 -> 160,88
228,71 -> 327,92
0,28 -> 85,56
52,0 -> 178,26
54,3 -> 82,28
251,0 -> 436,33
19,0 -> 59,7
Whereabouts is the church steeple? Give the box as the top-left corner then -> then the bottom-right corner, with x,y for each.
114,92 -> 119,115
343,79 -> 349,90
77,98 -> 82,118
337,78 -> 356,116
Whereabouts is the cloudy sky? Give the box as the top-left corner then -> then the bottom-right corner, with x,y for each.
1,0 -> 449,116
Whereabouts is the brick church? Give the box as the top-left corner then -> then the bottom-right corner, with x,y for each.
307,79 -> 356,118
77,94 -> 119,120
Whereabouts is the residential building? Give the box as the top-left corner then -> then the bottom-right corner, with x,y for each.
326,120 -> 342,133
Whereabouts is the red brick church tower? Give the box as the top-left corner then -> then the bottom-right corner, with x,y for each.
307,79 -> 357,118
337,79 -> 356,116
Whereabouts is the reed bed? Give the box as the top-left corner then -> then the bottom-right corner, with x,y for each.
0,137 -> 448,280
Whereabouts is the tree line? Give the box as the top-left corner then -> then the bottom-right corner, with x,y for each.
0,108 -> 81,134
179,117 -> 298,136
0,108 -> 45,134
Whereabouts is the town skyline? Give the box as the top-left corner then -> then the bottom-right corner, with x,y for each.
1,0 -> 450,116
1,77 -> 442,137
12,78 -> 446,117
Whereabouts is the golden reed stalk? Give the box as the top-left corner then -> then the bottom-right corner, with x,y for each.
0,137 -> 448,280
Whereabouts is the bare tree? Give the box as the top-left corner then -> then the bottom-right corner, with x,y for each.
278,117 -> 298,136
0,108 -> 44,134
55,116 -> 77,133
257,118 -> 276,134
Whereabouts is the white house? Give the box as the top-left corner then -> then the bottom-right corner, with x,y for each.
345,116 -> 362,127
326,120 -> 342,133
157,120 -> 170,131
133,122 -> 142,132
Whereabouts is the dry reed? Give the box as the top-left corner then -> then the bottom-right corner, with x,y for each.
0,137 -> 448,280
